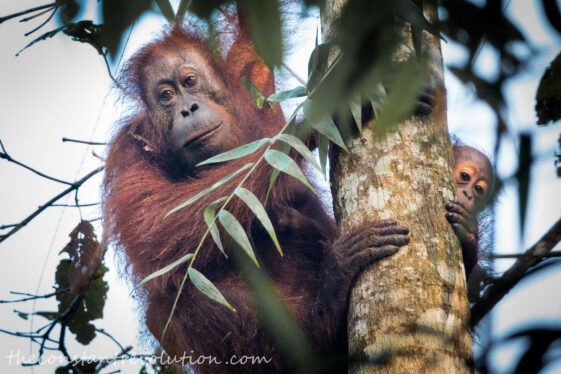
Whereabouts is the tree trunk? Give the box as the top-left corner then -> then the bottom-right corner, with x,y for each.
323,1 -> 474,372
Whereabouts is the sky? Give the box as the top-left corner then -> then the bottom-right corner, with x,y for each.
0,1 -> 560,373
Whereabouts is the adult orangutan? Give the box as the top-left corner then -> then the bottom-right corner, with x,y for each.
102,22 -> 410,373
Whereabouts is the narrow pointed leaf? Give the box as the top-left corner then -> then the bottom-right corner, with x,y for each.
189,268 -> 235,311
264,149 -> 315,193
317,133 -> 329,178
204,197 -> 228,257
265,168 -> 281,206
165,163 -> 253,217
155,0 -> 175,23
218,210 -> 259,267
267,86 -> 307,102
349,93 -> 363,133
310,115 -> 347,151
396,1 -> 442,40
197,139 -> 270,166
303,100 -> 347,151
373,61 -> 424,137
176,0 -> 189,21
239,0 -> 283,68
274,134 -> 322,172
307,43 -> 333,94
265,102 -> 305,205
235,187 -> 282,256
368,82 -> 387,120
138,253 -> 194,288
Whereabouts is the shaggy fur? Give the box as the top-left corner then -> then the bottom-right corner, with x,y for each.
103,23 -> 344,373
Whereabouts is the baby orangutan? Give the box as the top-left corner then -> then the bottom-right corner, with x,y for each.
445,145 -> 495,277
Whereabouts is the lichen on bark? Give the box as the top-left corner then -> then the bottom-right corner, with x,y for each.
324,0 -> 474,372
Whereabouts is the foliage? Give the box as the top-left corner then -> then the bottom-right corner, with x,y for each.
1,1 -> 561,373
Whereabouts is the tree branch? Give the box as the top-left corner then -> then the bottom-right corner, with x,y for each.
0,288 -> 69,304
51,202 -> 100,208
0,2 -> 56,24
491,251 -> 561,259
62,137 -> 106,146
0,140 -> 72,185
471,217 -> 561,326
0,166 -> 104,244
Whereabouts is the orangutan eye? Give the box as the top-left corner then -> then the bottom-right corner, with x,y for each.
474,185 -> 485,195
184,75 -> 197,87
159,89 -> 174,102
460,172 -> 470,182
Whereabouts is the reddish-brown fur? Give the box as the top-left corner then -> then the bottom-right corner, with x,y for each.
103,24 -> 343,373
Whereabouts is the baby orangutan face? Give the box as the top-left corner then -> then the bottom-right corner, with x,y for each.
453,146 -> 494,214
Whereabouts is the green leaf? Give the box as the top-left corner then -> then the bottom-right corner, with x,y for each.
264,149 -> 315,193
138,254 -> 194,288
197,139 -> 270,166
265,101 -> 306,205
155,0 -> 175,23
368,82 -> 387,119
317,133 -> 329,178
238,0 -> 283,68
274,134 -> 322,173
204,197 -> 228,257
241,76 -> 273,109
189,268 -> 235,311
176,0 -> 190,21
165,163 -> 253,217
101,0 -> 153,60
373,61 -> 424,137
307,43 -> 333,94
311,115 -> 347,151
303,100 -> 347,151
235,187 -> 282,256
349,93 -> 363,133
230,249 -> 313,369
218,210 -> 259,267
265,168 -> 281,206
395,0 -> 442,40
267,86 -> 307,102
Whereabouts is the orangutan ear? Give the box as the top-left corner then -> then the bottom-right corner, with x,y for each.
225,12 -> 276,97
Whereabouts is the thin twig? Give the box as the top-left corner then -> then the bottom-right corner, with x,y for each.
0,166 -> 104,244
95,328 -> 127,352
471,217 -> 561,326
282,62 -> 306,86
23,8 -> 56,37
0,140 -> 72,185
62,137 -> 106,146
0,288 -> 69,304
51,202 -> 100,208
20,7 -> 51,22
92,150 -> 106,162
491,251 -> 561,259
0,2 -> 56,24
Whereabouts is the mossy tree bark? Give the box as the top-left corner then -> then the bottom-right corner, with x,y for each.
323,1 -> 474,372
